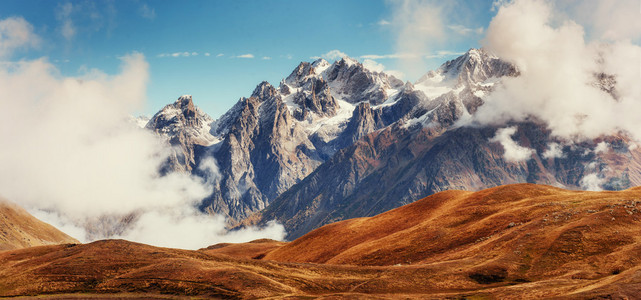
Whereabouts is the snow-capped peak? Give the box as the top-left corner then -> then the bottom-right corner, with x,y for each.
413,48 -> 518,100
311,58 -> 330,75
146,95 -> 217,146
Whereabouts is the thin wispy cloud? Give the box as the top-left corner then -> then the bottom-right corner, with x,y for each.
384,0 -> 451,79
361,50 -> 464,60
157,51 -> 199,58
311,49 -> 348,61
261,56 -> 271,60
424,50 -> 465,58
447,24 -> 484,36
140,4 -> 156,20
360,53 -> 416,60
204,53 -> 210,56
55,2 -> 75,40
378,19 -> 391,26
235,54 -> 254,58
0,17 -> 41,57
361,58 -> 405,79
216,53 -> 224,57
54,1 -> 118,42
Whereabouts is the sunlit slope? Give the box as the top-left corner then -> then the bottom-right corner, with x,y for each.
0,197 -> 78,251
267,183 -> 641,274
4,184 -> 641,298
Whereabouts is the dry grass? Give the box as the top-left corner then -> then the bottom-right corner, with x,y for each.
3,184 -> 641,298
0,198 -> 78,251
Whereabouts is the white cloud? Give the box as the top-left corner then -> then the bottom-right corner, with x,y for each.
491,0 -> 510,12
471,0 -> 641,142
204,52 -> 210,56
0,53 -> 286,249
54,1 -> 117,41
56,2 -> 75,40
378,19 -> 391,26
262,56 -> 271,60
424,50 -> 466,58
362,59 -> 386,72
319,49 -> 348,61
115,209 -> 285,249
235,54 -> 254,58
140,4 -> 156,20
447,24 -> 484,35
157,51 -> 199,58
361,50 -> 463,60
563,0 -> 641,41
216,53 -> 224,57
580,173 -> 605,191
0,17 -> 41,57
360,53 -> 417,60
362,59 -> 405,79
542,142 -> 564,159
386,0 -> 447,79
490,126 -> 535,162
595,141 -> 609,154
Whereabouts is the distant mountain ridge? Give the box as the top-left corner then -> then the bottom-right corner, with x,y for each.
143,48 -> 641,239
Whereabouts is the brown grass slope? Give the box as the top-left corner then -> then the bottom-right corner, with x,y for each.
0,197 -> 78,251
4,184 -> 641,298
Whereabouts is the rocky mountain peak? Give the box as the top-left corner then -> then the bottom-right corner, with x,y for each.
324,56 -> 403,105
251,81 -> 277,100
285,62 -> 315,87
311,58 -> 330,73
175,95 -> 198,120
439,48 -> 518,85
146,95 -> 216,172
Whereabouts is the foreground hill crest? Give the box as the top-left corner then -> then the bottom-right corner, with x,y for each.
3,184 -> 641,299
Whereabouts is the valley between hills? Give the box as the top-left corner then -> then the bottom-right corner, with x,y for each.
3,184 -> 641,299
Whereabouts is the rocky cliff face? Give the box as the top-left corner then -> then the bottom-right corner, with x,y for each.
256,49 -> 641,240
262,121 -> 641,240
147,48 -> 640,239
150,57 -> 406,221
146,95 -> 217,173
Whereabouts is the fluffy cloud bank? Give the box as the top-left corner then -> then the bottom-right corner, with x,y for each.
473,0 -> 641,142
0,19 -> 285,249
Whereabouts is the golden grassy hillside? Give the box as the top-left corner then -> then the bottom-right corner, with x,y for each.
3,184 -> 641,299
0,198 -> 78,251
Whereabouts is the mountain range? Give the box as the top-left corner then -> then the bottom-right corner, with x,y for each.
146,48 -> 641,239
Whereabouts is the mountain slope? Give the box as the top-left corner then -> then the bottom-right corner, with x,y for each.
146,95 -> 217,173
257,49 -> 641,239
3,184 -> 641,299
265,184 -> 641,265
0,198 -> 79,251
151,58 -> 406,221
147,48 -> 640,239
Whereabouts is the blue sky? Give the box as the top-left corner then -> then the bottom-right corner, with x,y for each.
0,0 -> 497,117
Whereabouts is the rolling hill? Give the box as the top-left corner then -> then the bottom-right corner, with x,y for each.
2,184 -> 641,298
0,197 -> 78,251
